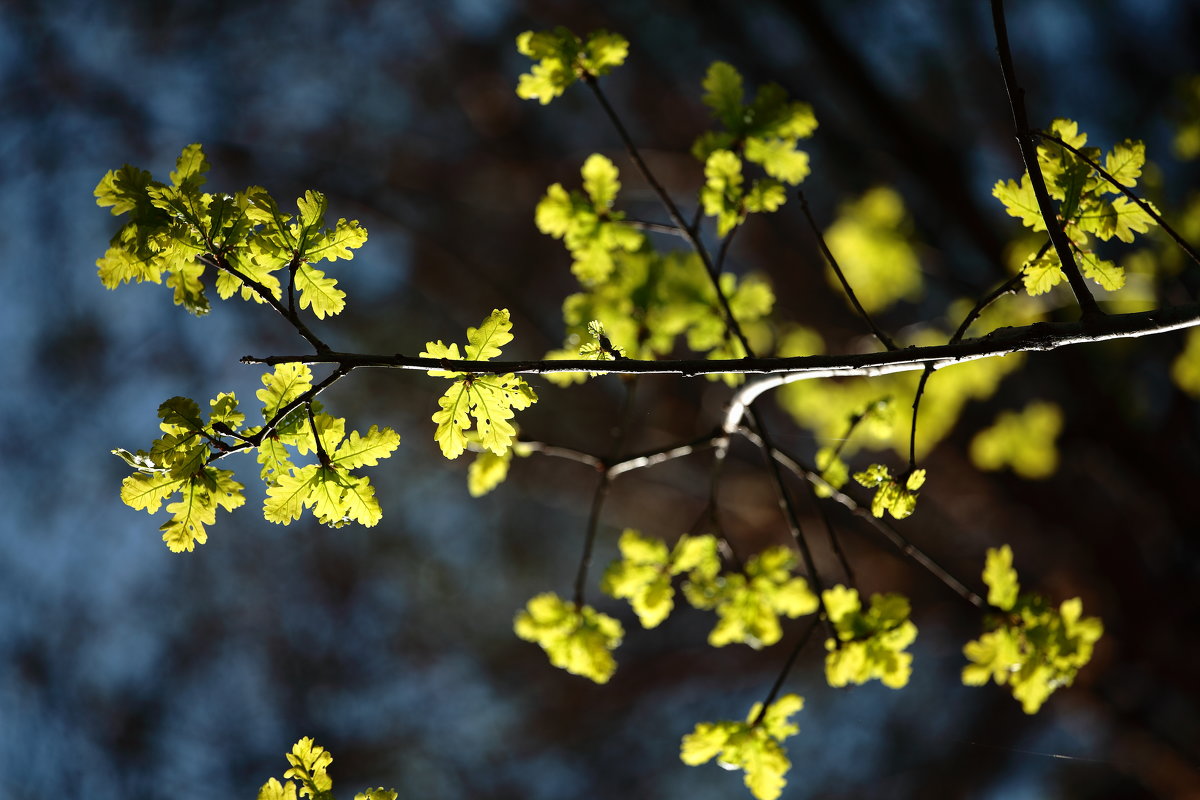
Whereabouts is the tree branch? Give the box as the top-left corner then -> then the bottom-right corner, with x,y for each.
990,0 -> 1101,320
242,303 -> 1200,382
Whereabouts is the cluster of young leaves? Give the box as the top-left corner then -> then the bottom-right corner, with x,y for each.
513,593 -> 624,684
600,529 -> 720,628
261,422 -> 400,529
682,546 -> 819,649
95,144 -> 367,317
258,737 -> 397,800
680,694 -> 804,800
693,62 -> 817,236
962,546 -> 1104,714
114,394 -> 247,552
419,309 -> 538,460
822,585 -> 917,689
993,119 -> 1156,295
853,464 -> 926,520
515,28 -> 629,104
115,362 -> 401,549
534,154 -> 645,283
251,363 -> 399,530
970,401 -> 1063,479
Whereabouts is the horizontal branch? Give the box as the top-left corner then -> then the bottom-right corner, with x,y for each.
243,303 -> 1200,383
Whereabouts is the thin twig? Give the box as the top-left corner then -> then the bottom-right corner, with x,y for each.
805,476 -> 856,587
798,189 -> 898,350
750,618 -> 820,728
990,0 -> 1101,320
583,75 -> 754,358
205,366 -> 352,465
574,472 -> 612,608
200,254 -> 331,354
715,302 -> 1200,436
512,440 -> 604,470
909,267 -> 1028,471
305,401 -> 331,468
743,428 -> 984,608
572,377 -> 639,607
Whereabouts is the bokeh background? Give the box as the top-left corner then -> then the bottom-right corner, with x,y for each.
2,0 -> 1199,797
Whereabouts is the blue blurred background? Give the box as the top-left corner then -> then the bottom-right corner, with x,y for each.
2,0 -> 1199,797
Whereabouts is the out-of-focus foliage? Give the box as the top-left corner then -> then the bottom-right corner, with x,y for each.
970,401 -> 1063,479
822,585 -> 917,689
515,28 -> 629,104
683,547 -> 819,649
680,694 -> 804,800
601,529 -> 720,628
822,187 -> 922,313
513,592 -> 624,683
962,546 -> 1104,713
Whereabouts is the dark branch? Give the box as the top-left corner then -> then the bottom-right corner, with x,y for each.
242,304 -> 1200,383
990,0 -> 1101,320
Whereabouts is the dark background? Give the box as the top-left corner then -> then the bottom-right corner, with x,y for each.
2,0 -> 1199,797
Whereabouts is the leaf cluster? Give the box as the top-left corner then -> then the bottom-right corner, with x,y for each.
420,309 -> 538,459
544,250 -> 775,387
116,394 -> 246,552
534,154 -> 644,284
962,546 -> 1104,713
969,401 -> 1063,479
693,62 -> 817,236
822,585 -> 917,689
95,144 -> 367,317
600,529 -> 720,628
116,363 -> 400,549
683,546 -> 819,649
513,593 -> 624,684
515,28 -> 629,104
257,737 -> 397,800
853,464 -> 926,520
993,119 -> 1155,295
680,694 -> 804,800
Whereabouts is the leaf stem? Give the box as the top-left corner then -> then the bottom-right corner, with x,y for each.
749,618 -> 820,728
